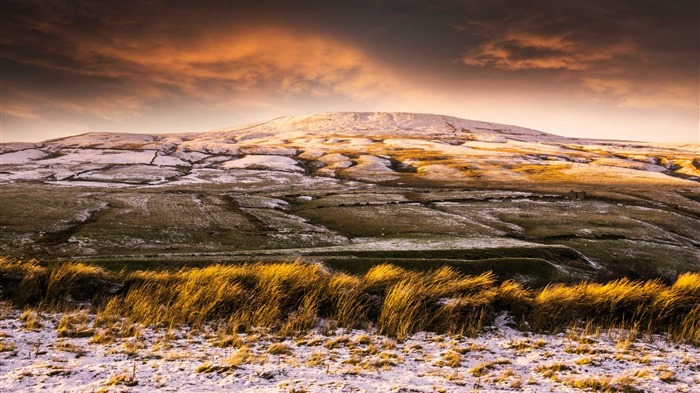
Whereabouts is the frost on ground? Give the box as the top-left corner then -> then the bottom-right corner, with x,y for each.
1,311 -> 698,392
1,112 -> 698,187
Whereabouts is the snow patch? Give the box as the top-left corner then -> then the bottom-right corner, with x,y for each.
222,155 -> 303,172
0,149 -> 47,164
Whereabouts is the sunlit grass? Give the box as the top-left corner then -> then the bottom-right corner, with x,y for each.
0,257 -> 698,343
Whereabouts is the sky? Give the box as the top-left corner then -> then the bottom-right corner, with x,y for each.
1,0 -> 699,143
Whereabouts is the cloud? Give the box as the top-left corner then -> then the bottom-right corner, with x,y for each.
454,0 -> 699,111
1,0 -> 697,142
462,33 -> 635,72
581,78 -> 699,112
0,103 -> 41,120
71,27 -> 395,98
1,1 -> 398,121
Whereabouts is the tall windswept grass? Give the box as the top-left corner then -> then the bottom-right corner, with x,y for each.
326,273 -> 369,329
364,264 -> 412,289
101,260 -> 330,330
0,258 -> 48,305
494,280 -> 533,322
45,262 -> 114,307
378,268 -> 497,337
529,274 -> 700,342
531,278 -> 667,330
0,257 -> 698,344
0,258 -> 115,307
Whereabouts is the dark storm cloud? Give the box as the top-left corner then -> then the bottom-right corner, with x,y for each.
1,0 -> 698,141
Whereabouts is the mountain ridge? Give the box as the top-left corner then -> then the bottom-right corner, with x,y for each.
0,111 -> 698,186
3,111 -> 697,146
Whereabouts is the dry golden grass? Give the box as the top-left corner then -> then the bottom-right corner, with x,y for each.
0,339 -> 17,353
564,375 -> 645,393
367,357 -> 396,370
364,264 -> 410,288
510,377 -> 523,389
227,346 -> 267,366
507,338 -> 546,351
438,350 -> 461,367
267,342 -> 293,356
119,338 -> 146,357
55,341 -> 86,357
327,273 -> 369,329
89,330 -> 116,345
45,262 -> 113,306
672,272 -> 700,294
632,368 -> 651,378
535,362 -> 571,374
103,365 -> 138,387
305,351 -> 326,367
453,342 -> 487,354
0,259 -> 47,305
470,359 -> 511,377
57,310 -> 93,338
194,362 -> 236,374
342,354 -> 362,366
659,370 -> 677,383
325,335 -> 351,349
20,309 -> 42,330
564,376 -> 611,390
495,367 -> 517,382
378,269 -> 495,338
354,343 -> 379,357
296,336 -> 324,347
0,301 -> 11,318
380,338 -> 397,350
564,344 -> 608,355
213,334 -> 243,348
531,274 -> 700,344
1,258 -> 698,344
354,334 -> 373,345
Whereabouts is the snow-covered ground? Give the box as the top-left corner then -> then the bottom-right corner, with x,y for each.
222,155 -> 304,172
1,311 -> 697,392
1,112 -> 697,187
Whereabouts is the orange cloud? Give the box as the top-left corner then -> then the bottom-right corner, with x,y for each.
461,31 -> 696,112
462,32 -> 635,71
0,103 -> 41,120
4,25 -> 399,111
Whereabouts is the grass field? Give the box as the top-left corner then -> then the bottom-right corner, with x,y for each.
1,182 -> 698,284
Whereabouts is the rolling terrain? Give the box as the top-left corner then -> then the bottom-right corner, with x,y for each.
1,112 -> 699,282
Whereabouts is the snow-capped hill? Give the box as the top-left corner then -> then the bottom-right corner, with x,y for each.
217,112 -> 555,140
33,112 -> 558,151
0,112 -> 698,186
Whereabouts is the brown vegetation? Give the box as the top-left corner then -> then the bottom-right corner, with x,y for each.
0,258 -> 698,344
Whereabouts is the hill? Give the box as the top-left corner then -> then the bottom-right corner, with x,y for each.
1,112 -> 698,282
2,112 -> 698,186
